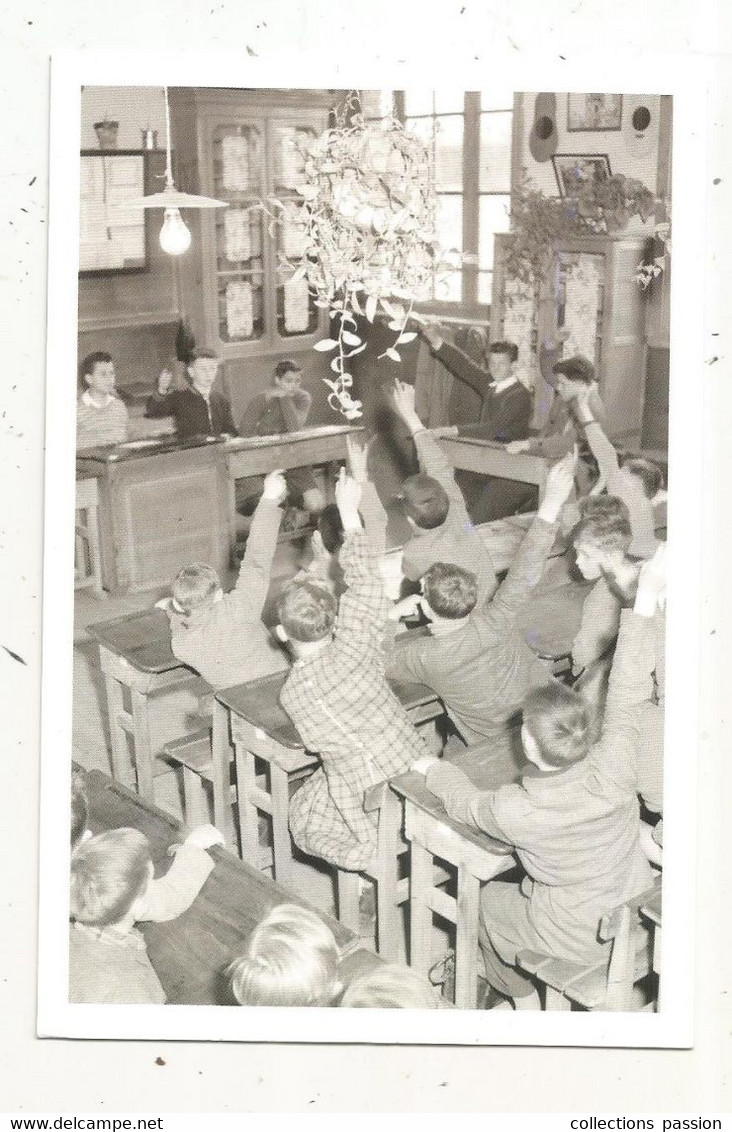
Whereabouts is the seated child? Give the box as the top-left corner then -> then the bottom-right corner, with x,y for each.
571,498 -> 665,815
339,963 -> 441,1009
572,384 -> 660,559
146,346 -> 237,439
76,351 -> 129,449
69,823 -> 222,1004
275,469 -> 430,871
507,345 -> 606,503
159,470 -> 289,690
387,449 -> 576,789
413,550 -> 663,1009
391,378 -> 499,605
420,326 -> 533,441
238,359 -> 326,518
228,903 -> 341,1007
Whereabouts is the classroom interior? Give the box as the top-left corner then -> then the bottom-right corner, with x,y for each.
72,87 -> 670,1011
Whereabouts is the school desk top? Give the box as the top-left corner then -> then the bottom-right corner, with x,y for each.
216,670 -> 443,751
389,770 -> 513,862
82,767 -> 361,1005
76,423 -> 364,464
87,609 -> 180,674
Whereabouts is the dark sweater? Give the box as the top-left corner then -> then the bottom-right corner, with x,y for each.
145,387 -> 237,439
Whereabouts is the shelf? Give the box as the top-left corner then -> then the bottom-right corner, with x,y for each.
78,311 -> 181,333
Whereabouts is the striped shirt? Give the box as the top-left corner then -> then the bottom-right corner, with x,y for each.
76,392 -> 129,449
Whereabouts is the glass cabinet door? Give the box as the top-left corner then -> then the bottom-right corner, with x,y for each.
211,123 -> 265,343
271,122 -> 320,338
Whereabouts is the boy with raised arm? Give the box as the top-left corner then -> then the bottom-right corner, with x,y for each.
275,469 -> 429,871
392,379 -> 499,604
412,548 -> 664,1009
387,450 -> 576,789
159,470 -> 289,690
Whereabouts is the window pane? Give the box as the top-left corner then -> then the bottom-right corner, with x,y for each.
480,88 -> 515,112
478,271 -> 494,305
436,194 -> 463,256
405,116 -> 462,191
479,194 -> 510,269
403,90 -> 434,117
479,111 -> 513,193
433,89 -> 466,113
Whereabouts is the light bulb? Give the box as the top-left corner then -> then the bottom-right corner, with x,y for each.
159,208 -> 191,255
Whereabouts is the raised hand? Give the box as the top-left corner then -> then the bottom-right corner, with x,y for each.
422,322 -> 444,351
184,823 -> 226,850
261,469 -> 288,505
335,465 -> 363,530
636,542 -> 666,614
157,368 -> 174,395
392,378 -> 418,419
346,434 -> 370,484
539,447 -> 578,522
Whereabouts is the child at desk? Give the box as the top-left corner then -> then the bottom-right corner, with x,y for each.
69,823 -> 223,1004
145,346 -> 237,440
391,379 -> 499,605
275,469 -> 430,871
76,351 -> 129,450
387,450 -> 576,789
238,359 -> 326,522
571,496 -> 665,817
159,470 -> 289,691
228,903 -> 342,1007
413,548 -> 664,1010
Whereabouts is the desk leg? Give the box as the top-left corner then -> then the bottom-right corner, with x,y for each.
130,688 -> 155,803
233,742 -> 261,867
375,791 -> 402,961
102,669 -> 134,787
409,840 -> 435,978
212,700 -> 235,849
270,764 -> 293,889
454,865 -> 480,1009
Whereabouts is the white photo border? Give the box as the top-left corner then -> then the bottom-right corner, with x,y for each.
39,50 -> 706,1046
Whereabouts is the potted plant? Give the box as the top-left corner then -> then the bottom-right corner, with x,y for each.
567,171 -> 657,234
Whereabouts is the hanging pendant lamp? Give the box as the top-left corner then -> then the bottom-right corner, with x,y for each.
125,87 -> 228,254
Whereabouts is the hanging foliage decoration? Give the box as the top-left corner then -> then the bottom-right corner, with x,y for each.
262,98 -> 439,419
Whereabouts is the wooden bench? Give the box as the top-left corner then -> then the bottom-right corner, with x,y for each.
517,877 -> 661,1011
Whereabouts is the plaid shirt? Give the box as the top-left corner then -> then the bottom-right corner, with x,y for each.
281,529 -> 428,870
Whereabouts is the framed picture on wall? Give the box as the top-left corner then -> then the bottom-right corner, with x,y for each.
567,93 -> 623,132
552,153 -> 612,197
79,150 -> 148,275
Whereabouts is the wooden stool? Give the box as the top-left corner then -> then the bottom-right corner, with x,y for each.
517,878 -> 660,1011
75,477 -> 104,597
334,783 -> 409,961
391,772 -> 514,1008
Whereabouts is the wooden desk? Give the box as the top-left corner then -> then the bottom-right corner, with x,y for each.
390,770 -> 514,1009
81,768 -> 360,1005
88,609 -> 204,803
640,883 -> 663,997
216,672 -> 444,888
438,430 -> 549,492
77,425 -> 364,595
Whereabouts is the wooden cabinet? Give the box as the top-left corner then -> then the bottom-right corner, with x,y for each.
169,89 -> 332,361
491,231 -> 649,441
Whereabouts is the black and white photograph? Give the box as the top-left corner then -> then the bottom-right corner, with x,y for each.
37,74 -> 689,1043
567,93 -> 623,132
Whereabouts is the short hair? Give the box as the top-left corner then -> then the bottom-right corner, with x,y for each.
229,903 -> 340,1007
422,562 -> 478,619
522,683 -> 591,769
71,771 -> 89,852
620,457 -> 664,500
277,578 -> 338,643
317,503 -> 344,555
574,495 -> 632,555
171,563 -> 221,619
79,351 -> 113,390
70,828 -> 151,927
552,354 -> 596,385
340,964 -> 440,1009
274,359 -> 302,381
489,340 -> 519,364
401,474 -> 450,530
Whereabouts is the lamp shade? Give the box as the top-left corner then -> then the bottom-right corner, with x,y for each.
123,187 -> 229,211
